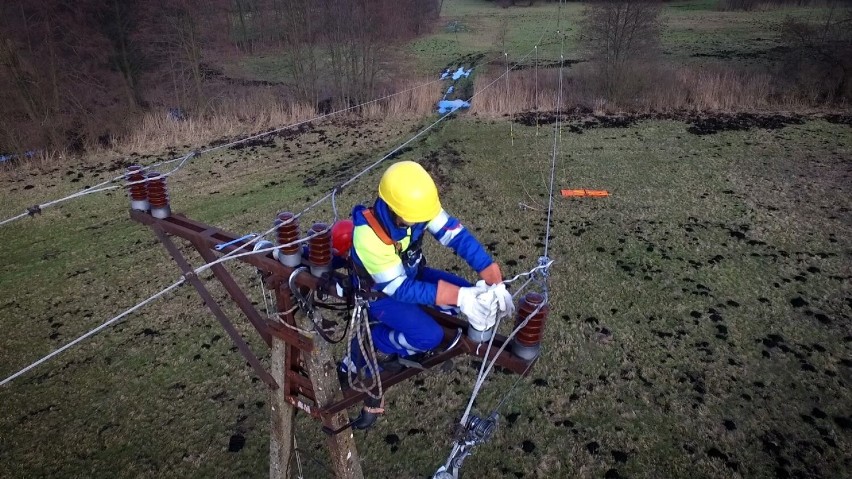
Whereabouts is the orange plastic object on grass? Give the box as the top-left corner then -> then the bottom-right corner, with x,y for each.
561,189 -> 610,197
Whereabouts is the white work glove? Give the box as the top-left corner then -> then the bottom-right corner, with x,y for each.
476,280 -> 515,320
457,285 -> 498,331
491,283 -> 515,319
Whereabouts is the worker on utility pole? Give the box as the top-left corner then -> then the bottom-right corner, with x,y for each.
339,160 -> 514,429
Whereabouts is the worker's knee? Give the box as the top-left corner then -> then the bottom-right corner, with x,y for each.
400,320 -> 443,352
416,321 -> 444,351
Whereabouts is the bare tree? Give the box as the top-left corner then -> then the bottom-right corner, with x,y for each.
95,0 -> 146,109
781,3 -> 852,101
580,0 -> 662,98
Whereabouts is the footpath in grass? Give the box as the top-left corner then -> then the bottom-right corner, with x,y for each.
0,112 -> 849,478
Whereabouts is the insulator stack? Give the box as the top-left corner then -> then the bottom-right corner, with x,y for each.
146,172 -> 171,219
125,165 -> 149,211
307,222 -> 332,277
512,292 -> 549,361
275,212 -> 302,267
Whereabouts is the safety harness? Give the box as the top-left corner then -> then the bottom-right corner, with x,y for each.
355,207 -> 425,290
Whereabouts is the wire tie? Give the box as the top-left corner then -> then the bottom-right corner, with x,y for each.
26,205 -> 42,217
537,256 -> 551,278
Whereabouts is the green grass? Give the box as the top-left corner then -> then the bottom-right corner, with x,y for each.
1,112 -> 850,478
404,0 -> 837,76
408,0 -> 582,74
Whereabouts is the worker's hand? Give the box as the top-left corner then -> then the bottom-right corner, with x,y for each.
491,283 -> 515,319
476,280 -> 515,320
457,285 -> 497,331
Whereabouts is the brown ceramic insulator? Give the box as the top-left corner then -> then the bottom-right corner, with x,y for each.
125,165 -> 147,201
146,172 -> 169,208
515,292 -> 549,347
307,223 -> 332,267
276,212 -> 301,255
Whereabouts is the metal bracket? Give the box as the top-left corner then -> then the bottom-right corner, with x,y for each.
535,256 -> 552,285
215,233 -> 257,251
288,266 -> 313,313
27,205 -> 42,217
433,412 -> 499,479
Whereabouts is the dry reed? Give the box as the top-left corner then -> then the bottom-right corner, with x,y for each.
471,63 -> 811,116
111,78 -> 439,157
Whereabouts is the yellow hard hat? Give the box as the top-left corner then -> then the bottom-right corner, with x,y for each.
378,161 -> 442,223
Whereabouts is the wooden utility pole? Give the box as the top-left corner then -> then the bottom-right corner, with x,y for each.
300,310 -> 363,479
131,210 -> 534,479
269,333 -> 296,478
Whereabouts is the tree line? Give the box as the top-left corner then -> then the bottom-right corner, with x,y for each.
0,0 -> 440,153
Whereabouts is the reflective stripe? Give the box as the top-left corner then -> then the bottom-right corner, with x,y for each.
381,276 -> 406,295
395,332 -> 422,353
426,209 -> 450,234
436,224 -> 465,246
388,333 -> 402,350
341,356 -> 357,373
371,263 -> 405,283
388,333 -> 416,355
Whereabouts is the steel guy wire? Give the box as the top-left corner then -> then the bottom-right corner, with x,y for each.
543,33 -> 566,264
455,27 -> 565,430
501,259 -> 554,285
0,150 -> 196,227
0,78 -> 446,228
439,13 -> 563,476
458,260 -> 549,426
456,45 -> 563,423
0,278 -> 186,387
458,295 -> 547,426
1,34 -> 552,387
1,47 -> 524,229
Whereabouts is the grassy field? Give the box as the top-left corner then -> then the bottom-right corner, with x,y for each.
1,109 -> 850,478
2,1 -> 851,478
406,0 -> 830,74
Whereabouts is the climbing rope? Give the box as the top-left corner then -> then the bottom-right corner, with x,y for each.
343,299 -> 384,401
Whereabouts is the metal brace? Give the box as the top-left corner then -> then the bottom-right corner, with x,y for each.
536,255 -> 551,281
433,412 -> 499,479
214,233 -> 257,251
288,266 -> 313,314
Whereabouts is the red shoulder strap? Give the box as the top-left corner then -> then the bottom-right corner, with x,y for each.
363,208 -> 399,252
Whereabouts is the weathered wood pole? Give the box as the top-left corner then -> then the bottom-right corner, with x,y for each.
269,333 -> 295,478
300,309 -> 364,479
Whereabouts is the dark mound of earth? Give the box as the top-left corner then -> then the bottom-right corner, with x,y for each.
513,110 -> 807,135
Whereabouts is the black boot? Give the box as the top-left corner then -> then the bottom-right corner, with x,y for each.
375,351 -> 404,373
351,395 -> 384,430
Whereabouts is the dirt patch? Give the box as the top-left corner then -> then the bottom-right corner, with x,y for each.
690,46 -> 790,61
514,110 -> 807,135
686,113 -> 804,135
442,53 -> 487,72
514,108 -> 646,132
824,114 -> 852,126
509,59 -> 584,70
420,144 -> 466,191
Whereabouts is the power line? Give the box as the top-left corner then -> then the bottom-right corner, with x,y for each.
0,78 -> 447,228
0,279 -> 185,387
1,37 -> 548,387
0,45 -> 527,230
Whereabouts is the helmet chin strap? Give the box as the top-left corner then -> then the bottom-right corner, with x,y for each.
387,207 -> 408,228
